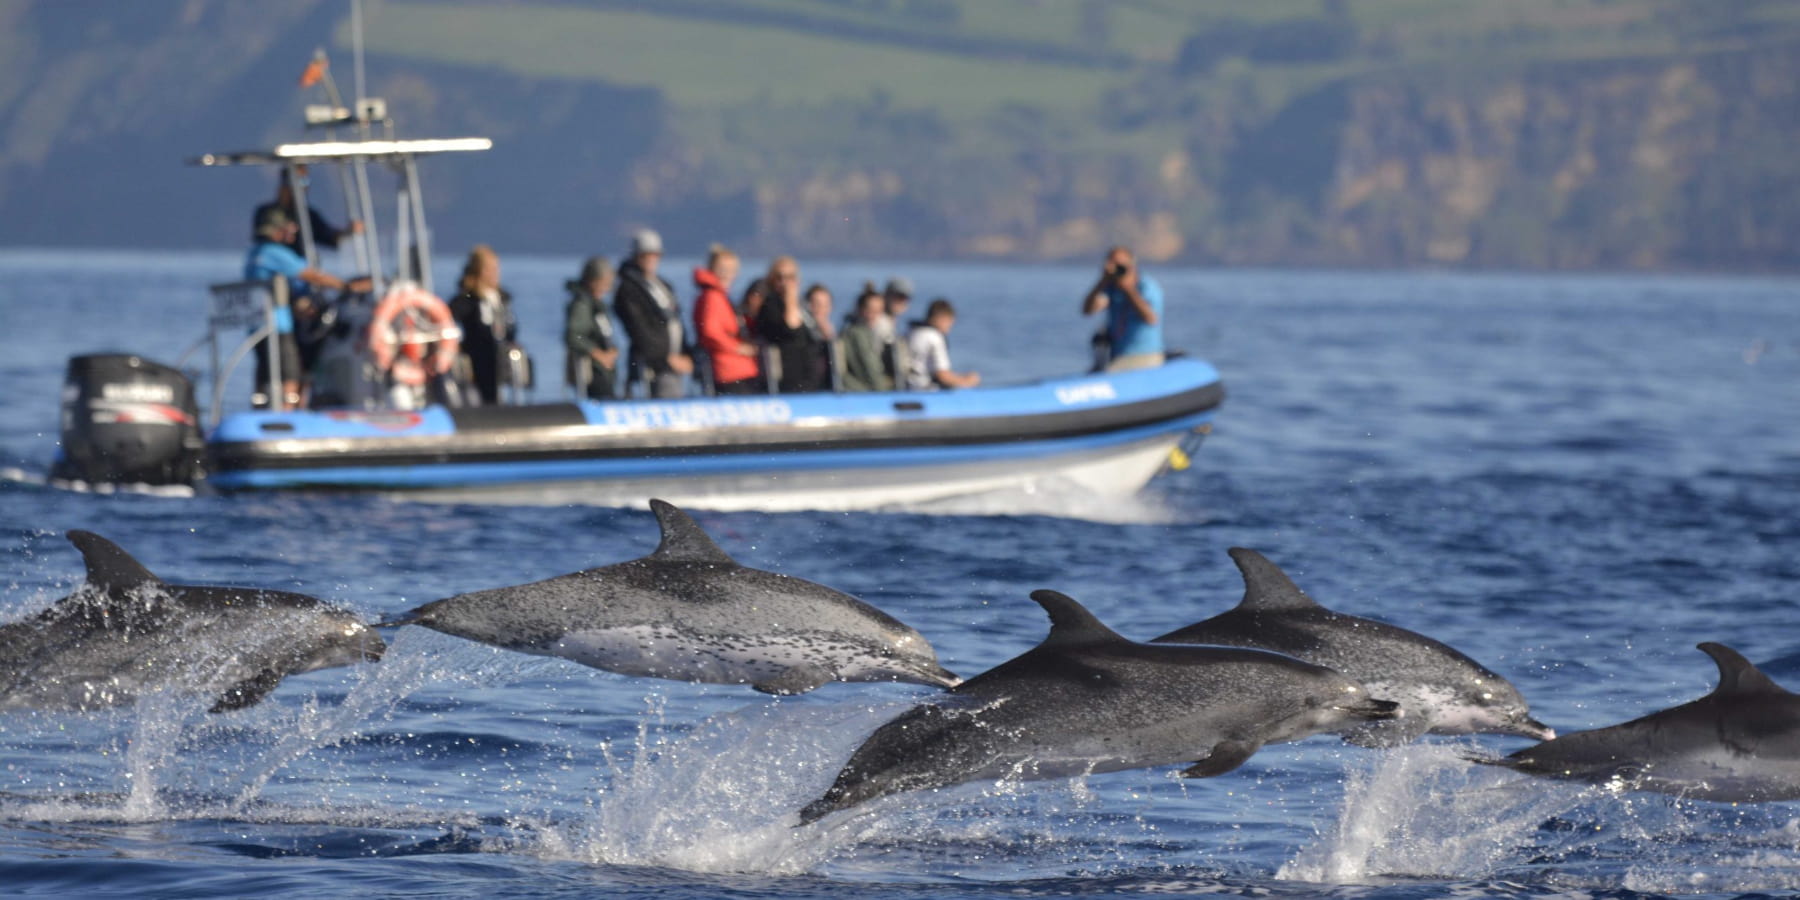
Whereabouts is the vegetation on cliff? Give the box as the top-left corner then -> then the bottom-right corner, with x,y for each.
1,0 -> 1795,269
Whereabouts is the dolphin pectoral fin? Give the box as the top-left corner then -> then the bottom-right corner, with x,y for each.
209,669 -> 285,713
752,664 -> 833,695
1182,740 -> 1262,778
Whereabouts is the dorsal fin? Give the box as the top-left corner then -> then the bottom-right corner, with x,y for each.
66,530 -> 162,592
1028,590 -> 1127,648
1699,642 -> 1790,697
1229,548 -> 1323,612
647,499 -> 736,565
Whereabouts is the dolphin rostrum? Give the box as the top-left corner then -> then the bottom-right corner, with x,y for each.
798,589 -> 1398,824
1151,548 -> 1552,746
1479,643 -> 1800,802
0,531 -> 385,713
384,499 -> 958,695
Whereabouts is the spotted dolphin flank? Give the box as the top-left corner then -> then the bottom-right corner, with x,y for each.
385,499 -> 959,695
1479,643 -> 1800,802
0,531 -> 385,714
798,589 -> 1398,824
1151,548 -> 1552,746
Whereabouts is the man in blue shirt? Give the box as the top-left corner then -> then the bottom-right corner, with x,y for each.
1080,245 -> 1166,372
243,206 -> 368,409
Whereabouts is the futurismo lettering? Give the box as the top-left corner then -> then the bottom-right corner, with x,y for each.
1055,382 -> 1117,405
600,400 -> 794,429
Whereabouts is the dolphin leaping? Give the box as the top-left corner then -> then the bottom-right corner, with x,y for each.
385,499 -> 959,694
1478,643 -> 1800,802
799,588 -> 1397,824
1152,547 -> 1552,746
0,531 -> 385,713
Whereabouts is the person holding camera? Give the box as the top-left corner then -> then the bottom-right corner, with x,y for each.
1081,245 -> 1165,372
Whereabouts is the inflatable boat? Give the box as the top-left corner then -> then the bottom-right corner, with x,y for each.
48,63 -> 1222,511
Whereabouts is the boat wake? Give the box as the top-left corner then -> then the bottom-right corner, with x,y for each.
0,465 -> 197,498
892,481 -> 1194,525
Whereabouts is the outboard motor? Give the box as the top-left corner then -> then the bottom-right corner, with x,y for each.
52,354 -> 203,486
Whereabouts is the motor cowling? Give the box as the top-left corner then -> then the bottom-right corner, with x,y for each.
52,354 -> 203,486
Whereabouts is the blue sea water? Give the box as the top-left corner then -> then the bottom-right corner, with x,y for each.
1,250 -> 1798,898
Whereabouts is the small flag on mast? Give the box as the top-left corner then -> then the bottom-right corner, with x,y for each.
299,53 -> 326,88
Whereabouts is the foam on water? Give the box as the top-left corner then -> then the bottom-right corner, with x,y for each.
555,697 -> 918,874
0,629 -> 542,829
1282,743 -> 1800,894
895,480 -> 1195,525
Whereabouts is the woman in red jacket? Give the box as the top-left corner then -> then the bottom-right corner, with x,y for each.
692,245 -> 762,394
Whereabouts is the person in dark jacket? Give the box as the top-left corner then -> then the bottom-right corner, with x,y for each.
752,255 -> 826,394
447,244 -> 518,406
251,166 -> 361,259
613,229 -> 692,399
564,255 -> 619,400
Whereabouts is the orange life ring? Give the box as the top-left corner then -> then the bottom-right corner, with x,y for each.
368,284 -> 461,387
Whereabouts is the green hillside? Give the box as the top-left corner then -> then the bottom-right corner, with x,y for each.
1,0 -> 1797,268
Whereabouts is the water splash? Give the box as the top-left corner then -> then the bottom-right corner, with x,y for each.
548,694 -> 1200,879
1282,743 -> 1800,893
558,698 -> 910,874
0,628 -> 540,830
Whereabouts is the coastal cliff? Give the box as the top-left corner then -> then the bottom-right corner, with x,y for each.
1,1 -> 1794,271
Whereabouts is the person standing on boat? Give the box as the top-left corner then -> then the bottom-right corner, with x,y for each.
754,256 -> 828,394
253,166 -> 361,258
1081,245 -> 1165,372
881,277 -> 913,343
692,245 -> 761,395
906,299 -> 981,391
447,245 -> 518,406
840,284 -> 893,392
563,255 -> 619,401
614,229 -> 692,399
243,206 -> 370,410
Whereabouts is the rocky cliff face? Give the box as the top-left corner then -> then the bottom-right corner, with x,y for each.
635,39 -> 1800,269
1314,43 -> 1800,269
2,1 -> 1793,271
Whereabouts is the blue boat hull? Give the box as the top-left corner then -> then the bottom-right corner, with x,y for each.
204,359 -> 1223,510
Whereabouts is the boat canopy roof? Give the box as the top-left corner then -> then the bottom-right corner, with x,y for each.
189,137 -> 491,167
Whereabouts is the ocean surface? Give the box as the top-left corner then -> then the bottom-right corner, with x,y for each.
1,250 -> 1798,898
